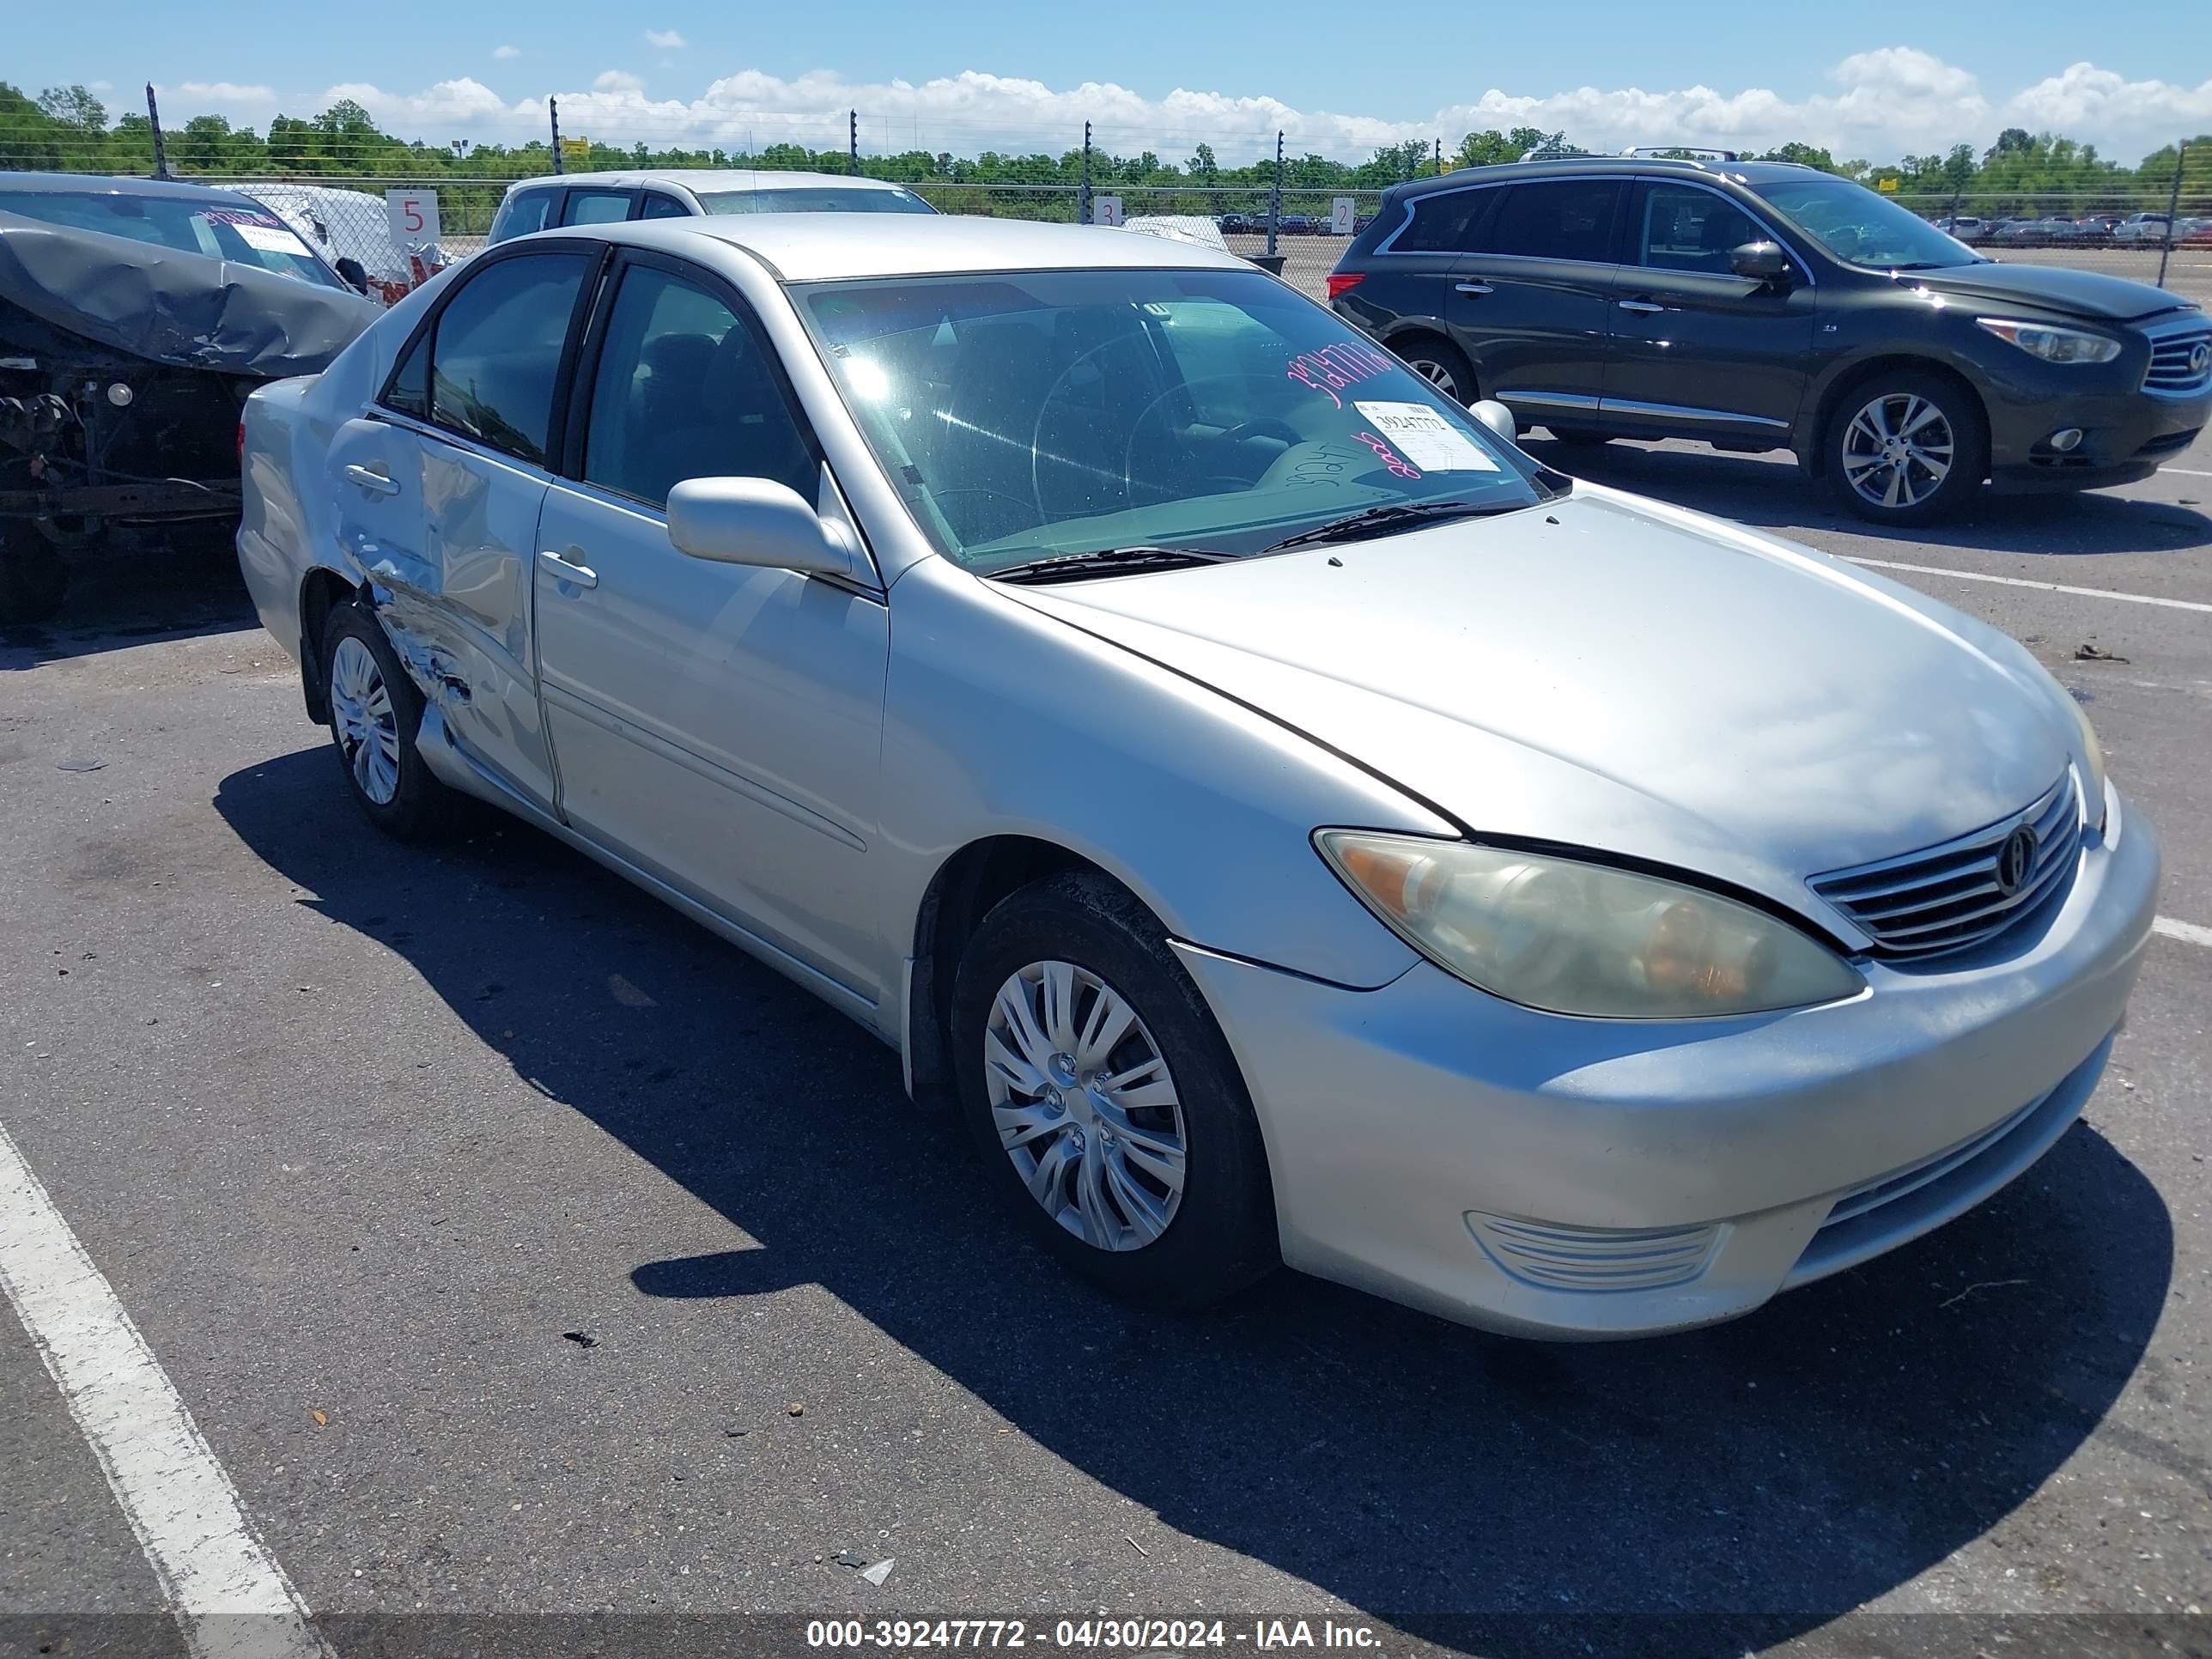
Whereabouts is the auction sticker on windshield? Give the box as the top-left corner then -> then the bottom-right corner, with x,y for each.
234,222 -> 313,257
1352,402 -> 1499,471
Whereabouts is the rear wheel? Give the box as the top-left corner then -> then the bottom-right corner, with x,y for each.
0,525 -> 68,625
950,872 -> 1277,1307
1826,372 -> 1985,525
319,602 -> 455,841
1393,337 -> 1477,406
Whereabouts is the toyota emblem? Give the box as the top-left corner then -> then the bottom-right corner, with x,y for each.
1996,825 -> 2038,896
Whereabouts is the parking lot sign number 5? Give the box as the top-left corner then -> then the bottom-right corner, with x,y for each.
386,188 -> 441,248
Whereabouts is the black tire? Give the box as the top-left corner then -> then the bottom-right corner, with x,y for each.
319,601 -> 456,842
1545,427 -> 1613,447
0,528 -> 68,625
1825,371 -> 1986,526
950,871 -> 1278,1308
1392,337 -> 1477,406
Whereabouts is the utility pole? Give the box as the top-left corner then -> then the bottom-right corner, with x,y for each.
2157,139 -> 2187,290
1433,136 -> 1442,176
1080,121 -> 1093,224
550,97 -> 564,173
1267,131 -> 1283,258
145,84 -> 170,179
848,109 -> 858,176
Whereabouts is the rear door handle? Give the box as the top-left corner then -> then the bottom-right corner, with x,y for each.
1616,299 -> 1668,313
343,463 -> 400,495
1454,282 -> 1494,295
538,548 -> 599,589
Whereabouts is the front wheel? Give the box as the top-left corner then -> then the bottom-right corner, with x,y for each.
1826,374 -> 1985,525
950,872 -> 1277,1307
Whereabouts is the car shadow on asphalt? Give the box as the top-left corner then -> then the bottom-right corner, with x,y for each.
214,746 -> 2179,1656
0,529 -> 256,669
1522,436 -> 2212,559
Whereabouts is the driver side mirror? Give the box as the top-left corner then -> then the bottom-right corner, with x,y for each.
1730,240 -> 1790,283
333,255 -> 371,296
1469,399 -> 1516,444
667,477 -> 860,580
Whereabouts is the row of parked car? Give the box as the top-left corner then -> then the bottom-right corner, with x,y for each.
1934,210 -> 2212,248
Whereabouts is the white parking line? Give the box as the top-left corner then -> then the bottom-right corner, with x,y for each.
2154,916 -> 2212,949
2159,466 -> 2212,478
0,1119 -> 333,1659
1843,556 -> 2212,614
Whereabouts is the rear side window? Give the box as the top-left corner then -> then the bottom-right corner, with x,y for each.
561,190 -> 634,227
491,188 -> 554,242
420,252 -> 591,465
640,193 -> 692,220
1391,189 -> 1498,254
1479,180 -> 1620,263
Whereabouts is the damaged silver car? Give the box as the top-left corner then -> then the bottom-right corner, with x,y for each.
0,172 -> 379,623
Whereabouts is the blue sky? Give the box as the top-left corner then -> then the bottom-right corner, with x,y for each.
16,0 -> 2211,165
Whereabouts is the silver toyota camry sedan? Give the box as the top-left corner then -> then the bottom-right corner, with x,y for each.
236,213 -> 2160,1339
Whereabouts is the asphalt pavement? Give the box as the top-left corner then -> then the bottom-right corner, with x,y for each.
3,426 -> 2210,1659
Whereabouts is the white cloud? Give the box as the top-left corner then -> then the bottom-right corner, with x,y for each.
645,28 -> 686,48
157,51 -> 2203,171
492,44 -> 521,61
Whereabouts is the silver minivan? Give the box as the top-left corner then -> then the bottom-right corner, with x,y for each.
488,168 -> 934,244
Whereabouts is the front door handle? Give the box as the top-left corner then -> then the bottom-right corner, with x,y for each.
538,548 -> 599,589
343,463 -> 400,495
1455,281 -> 1494,295
1616,299 -> 1668,313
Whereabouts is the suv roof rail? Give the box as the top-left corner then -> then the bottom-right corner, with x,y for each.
1619,145 -> 1742,161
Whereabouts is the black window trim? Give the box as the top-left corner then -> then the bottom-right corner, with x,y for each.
370,237 -> 612,472
1373,175 -> 1626,266
1620,178 -> 1818,288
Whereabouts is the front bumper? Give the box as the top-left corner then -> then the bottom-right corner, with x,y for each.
1176,787 -> 2160,1339
1979,359 -> 2209,490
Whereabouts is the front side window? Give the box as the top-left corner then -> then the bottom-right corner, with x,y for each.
423,252 -> 590,465
1753,177 -> 1982,270
582,265 -> 817,509
1638,185 -> 1762,273
1478,180 -> 1620,263
561,190 -> 634,227
492,188 -> 555,242
798,268 -> 1553,574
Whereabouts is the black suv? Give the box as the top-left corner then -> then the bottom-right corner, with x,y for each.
1328,157 -> 2211,523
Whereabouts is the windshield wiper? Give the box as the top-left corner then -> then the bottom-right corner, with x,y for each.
1258,498 -> 1529,556
989,545 -> 1237,585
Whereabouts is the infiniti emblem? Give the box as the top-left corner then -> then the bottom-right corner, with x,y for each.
2191,341 -> 2212,379
1996,824 -> 2038,896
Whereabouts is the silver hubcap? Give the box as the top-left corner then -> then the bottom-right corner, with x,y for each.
1842,392 -> 1954,510
983,960 -> 1187,1252
1411,357 -> 1456,393
328,635 -> 401,806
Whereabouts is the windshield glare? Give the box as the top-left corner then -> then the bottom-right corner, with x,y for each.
799,269 -> 1547,573
0,190 -> 347,288
1753,177 -> 1983,270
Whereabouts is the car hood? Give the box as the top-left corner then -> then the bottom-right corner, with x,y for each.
1907,259 -> 2190,322
1004,487 -> 2078,921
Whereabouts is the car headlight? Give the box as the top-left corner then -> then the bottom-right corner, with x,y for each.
1975,318 -> 2122,364
1316,832 -> 1864,1019
2071,696 -> 2108,830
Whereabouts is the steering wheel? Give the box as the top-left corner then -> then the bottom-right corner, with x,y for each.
1218,416 -> 1305,447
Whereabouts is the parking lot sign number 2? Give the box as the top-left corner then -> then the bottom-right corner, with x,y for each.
386,188 -> 441,249
1332,197 -> 1355,236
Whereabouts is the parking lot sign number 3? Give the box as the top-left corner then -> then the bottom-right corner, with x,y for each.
386,188 -> 441,248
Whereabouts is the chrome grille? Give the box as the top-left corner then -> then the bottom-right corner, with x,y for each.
2143,324 -> 2211,394
1808,773 -> 2082,959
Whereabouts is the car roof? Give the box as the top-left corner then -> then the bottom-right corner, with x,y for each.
511,168 -> 917,195
0,170 -> 264,204
543,212 -> 1251,282
1389,155 -> 1824,200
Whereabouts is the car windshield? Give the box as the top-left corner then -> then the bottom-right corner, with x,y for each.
696,187 -> 935,216
1753,177 -> 1986,271
0,189 -> 349,289
796,267 -> 1552,574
